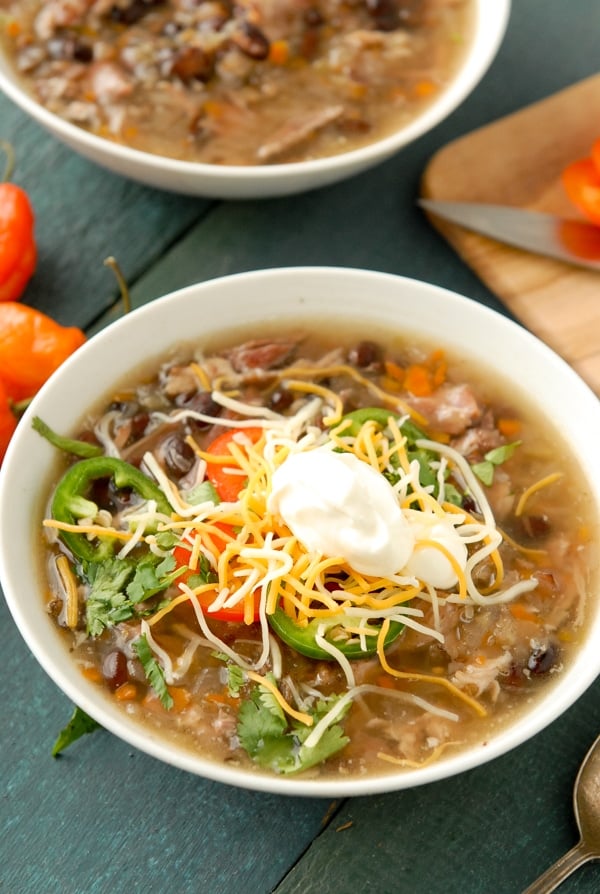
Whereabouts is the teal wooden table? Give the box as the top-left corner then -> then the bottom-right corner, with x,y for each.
2,3 -> 600,893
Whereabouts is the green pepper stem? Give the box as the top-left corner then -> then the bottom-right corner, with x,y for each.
104,256 -> 131,316
0,140 -> 15,183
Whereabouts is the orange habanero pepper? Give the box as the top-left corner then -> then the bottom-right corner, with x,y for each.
0,142 -> 36,302
0,378 -> 17,463
0,303 -> 85,402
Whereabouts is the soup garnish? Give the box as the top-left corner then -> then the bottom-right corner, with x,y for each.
38,330 -> 595,777
0,0 -> 474,165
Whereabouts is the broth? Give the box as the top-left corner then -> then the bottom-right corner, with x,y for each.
39,324 -> 598,779
1,0 -> 474,165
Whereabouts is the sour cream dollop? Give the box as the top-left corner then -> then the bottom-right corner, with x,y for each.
402,509 -> 468,590
268,447 -> 414,577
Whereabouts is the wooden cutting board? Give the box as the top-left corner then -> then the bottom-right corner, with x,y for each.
421,74 -> 600,396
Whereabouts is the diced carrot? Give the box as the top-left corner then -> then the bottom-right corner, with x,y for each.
380,376 -> 404,394
429,349 -> 447,387
346,82 -> 367,100
384,359 -> 405,382
81,666 -> 103,684
5,20 -> 21,38
268,39 -> 290,65
509,603 -> 539,623
414,80 -> 437,98
376,674 -> 396,689
428,430 -> 451,444
404,364 -> 433,396
204,691 -> 239,709
497,417 -> 522,438
168,686 -> 192,712
114,682 -> 139,701
474,654 -> 486,666
203,100 -> 226,120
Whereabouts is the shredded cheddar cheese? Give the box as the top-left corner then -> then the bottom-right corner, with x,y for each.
515,472 -> 564,517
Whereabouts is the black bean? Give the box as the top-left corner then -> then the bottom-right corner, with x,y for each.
89,477 -> 133,512
304,7 -> 325,27
47,36 -> 93,63
127,412 -> 150,443
232,22 -> 270,60
366,0 -> 401,32
462,494 -> 479,515
269,388 -> 293,412
102,650 -> 129,690
110,0 -> 164,26
171,46 -> 214,84
527,642 -> 560,676
176,390 -> 221,421
348,340 -> 382,368
161,434 -> 196,478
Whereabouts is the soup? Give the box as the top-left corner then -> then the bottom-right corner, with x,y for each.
0,0 -> 474,165
36,325 -> 597,778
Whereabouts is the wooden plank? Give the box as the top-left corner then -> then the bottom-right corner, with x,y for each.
1,94 -> 211,330
421,74 -> 600,395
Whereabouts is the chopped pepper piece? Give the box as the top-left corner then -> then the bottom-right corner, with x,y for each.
51,456 -> 172,563
268,605 -> 404,660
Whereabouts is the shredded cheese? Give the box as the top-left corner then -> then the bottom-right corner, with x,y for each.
376,620 -> 487,717
515,472 -> 564,517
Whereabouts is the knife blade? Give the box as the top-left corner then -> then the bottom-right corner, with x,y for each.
418,199 -> 600,271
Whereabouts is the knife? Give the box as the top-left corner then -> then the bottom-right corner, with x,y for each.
418,199 -> 600,271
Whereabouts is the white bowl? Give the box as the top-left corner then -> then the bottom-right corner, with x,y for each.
0,2 -> 509,198
1,266 -> 599,797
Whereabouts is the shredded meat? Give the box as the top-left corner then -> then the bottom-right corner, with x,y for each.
224,337 -> 302,373
408,382 -> 482,435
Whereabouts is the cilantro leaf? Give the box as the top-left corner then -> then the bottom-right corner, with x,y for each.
186,553 -> 218,588
296,724 -> 350,771
226,664 -> 246,697
484,441 -> 522,465
183,480 -> 220,506
237,690 -> 287,755
236,680 -> 349,775
153,531 -> 178,550
133,633 -> 173,710
85,557 -> 136,636
126,553 -> 180,603
473,440 -> 522,486
85,553 -> 182,636
472,460 -> 495,486
52,705 -> 102,756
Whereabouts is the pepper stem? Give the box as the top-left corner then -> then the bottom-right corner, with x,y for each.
104,256 -> 132,315
0,140 -> 16,182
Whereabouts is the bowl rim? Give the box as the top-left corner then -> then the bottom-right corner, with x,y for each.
1,264 -> 599,798
0,0 -> 510,186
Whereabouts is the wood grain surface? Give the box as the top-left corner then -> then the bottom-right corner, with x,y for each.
421,74 -> 600,396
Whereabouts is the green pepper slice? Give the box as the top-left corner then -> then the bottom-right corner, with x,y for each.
51,456 -> 172,564
268,605 -> 404,661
